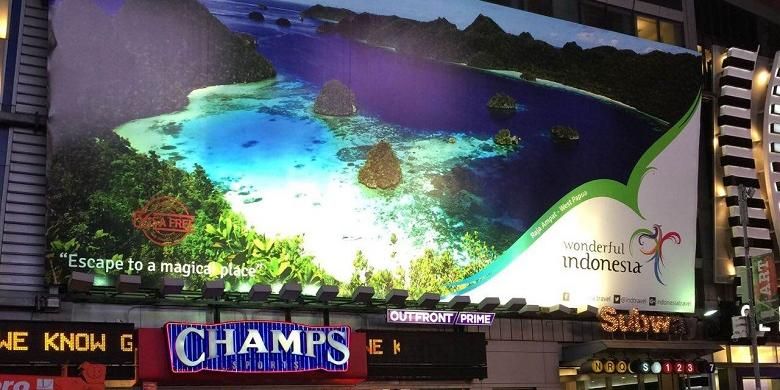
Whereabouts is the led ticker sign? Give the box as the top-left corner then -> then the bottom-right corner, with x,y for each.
0,321 -> 135,364
586,359 -> 715,375
165,321 -> 351,373
363,331 -> 487,380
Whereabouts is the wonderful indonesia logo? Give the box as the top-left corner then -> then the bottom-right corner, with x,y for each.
629,224 -> 681,285
561,224 -> 681,285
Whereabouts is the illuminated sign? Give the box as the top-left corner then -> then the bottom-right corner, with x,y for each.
165,321 -> 350,373
47,0 -> 700,313
363,331 -> 487,379
752,253 -> 780,323
0,321 -> 134,364
586,359 -> 714,375
598,306 -> 688,335
385,309 -> 495,326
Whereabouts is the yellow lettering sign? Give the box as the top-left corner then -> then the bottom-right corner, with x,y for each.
92,333 -> 107,352
591,360 -> 603,373
598,307 -> 683,335
0,332 -> 29,351
367,338 -> 383,355
393,339 -> 401,355
120,334 -> 133,352
45,332 -> 58,351
604,360 -> 615,374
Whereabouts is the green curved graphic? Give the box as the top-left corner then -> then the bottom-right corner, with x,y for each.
453,93 -> 702,292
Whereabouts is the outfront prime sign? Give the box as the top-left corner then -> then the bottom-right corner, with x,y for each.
166,321 -> 350,373
386,309 -> 495,326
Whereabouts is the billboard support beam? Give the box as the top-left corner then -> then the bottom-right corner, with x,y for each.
738,183 -> 762,390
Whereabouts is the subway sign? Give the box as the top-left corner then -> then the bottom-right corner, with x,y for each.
0,321 -> 135,364
585,359 -> 715,375
166,321 -> 351,373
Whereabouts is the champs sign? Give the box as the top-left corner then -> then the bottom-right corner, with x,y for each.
166,321 -> 350,373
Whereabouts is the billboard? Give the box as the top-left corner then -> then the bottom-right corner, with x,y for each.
47,0 -> 701,311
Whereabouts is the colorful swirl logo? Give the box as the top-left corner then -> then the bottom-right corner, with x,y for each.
630,224 -> 681,285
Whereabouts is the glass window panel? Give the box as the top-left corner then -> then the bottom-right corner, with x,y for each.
641,0 -> 683,10
636,15 -> 659,41
660,20 -> 684,46
730,346 -> 754,363
606,6 -> 634,35
713,346 -> 729,363
580,1 -> 607,29
758,345 -> 777,363
525,0 -> 553,16
484,0 -> 513,7
552,0 -> 579,22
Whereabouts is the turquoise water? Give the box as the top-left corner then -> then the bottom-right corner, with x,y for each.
116,79 -> 504,280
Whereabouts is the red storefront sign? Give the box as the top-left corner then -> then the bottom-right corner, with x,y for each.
0,363 -> 106,390
137,327 -> 367,386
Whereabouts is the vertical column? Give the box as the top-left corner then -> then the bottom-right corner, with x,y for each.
760,52 -> 780,251
716,48 -> 773,269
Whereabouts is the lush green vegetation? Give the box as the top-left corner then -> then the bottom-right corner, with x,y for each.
342,231 -> 497,298
47,133 -> 334,290
48,134 -> 495,296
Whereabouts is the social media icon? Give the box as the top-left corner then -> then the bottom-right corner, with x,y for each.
613,295 -> 621,304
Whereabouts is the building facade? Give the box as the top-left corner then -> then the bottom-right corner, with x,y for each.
0,0 -> 777,389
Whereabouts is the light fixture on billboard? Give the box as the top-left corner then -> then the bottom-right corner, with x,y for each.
518,304 -> 540,315
478,297 -> 500,312
385,289 -> 408,306
417,292 -> 440,309
280,282 -> 302,302
68,272 -> 94,293
316,285 -> 339,303
202,279 -> 225,299
504,298 -> 527,312
352,286 -> 375,304
249,284 -> 271,302
704,309 -> 719,317
577,305 -> 599,317
116,274 -> 141,294
160,277 -> 184,296
448,295 -> 471,311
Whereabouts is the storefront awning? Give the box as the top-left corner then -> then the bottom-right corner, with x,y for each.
561,340 -> 723,366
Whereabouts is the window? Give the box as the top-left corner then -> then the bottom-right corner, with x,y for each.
579,2 -> 635,36
606,6 -> 634,35
524,0 -> 553,17
636,15 -> 659,41
659,19 -> 684,46
551,0 -> 578,22
641,0 -> 683,10
484,0 -> 514,7
580,0 -> 607,29
0,0 -> 8,96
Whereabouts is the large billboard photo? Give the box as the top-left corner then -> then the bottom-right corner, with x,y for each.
47,0 -> 701,311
